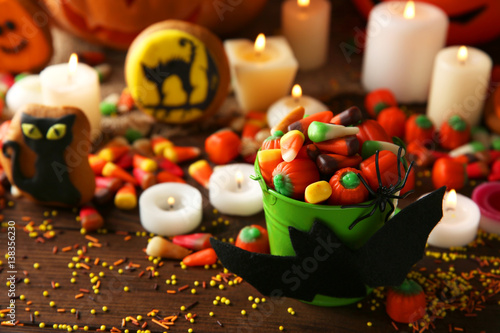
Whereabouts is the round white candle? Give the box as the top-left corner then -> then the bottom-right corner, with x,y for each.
426,46 -> 492,128
139,183 -> 203,237
224,34 -> 298,112
426,190 -> 480,248
361,1 -> 448,103
5,75 -> 43,117
282,0 -> 331,71
209,163 -> 263,216
40,54 -> 101,140
267,84 -> 328,128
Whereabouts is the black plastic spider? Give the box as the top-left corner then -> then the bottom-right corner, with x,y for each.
342,147 -> 414,230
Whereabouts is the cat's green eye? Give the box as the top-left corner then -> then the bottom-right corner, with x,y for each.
46,123 -> 67,140
21,123 -> 43,140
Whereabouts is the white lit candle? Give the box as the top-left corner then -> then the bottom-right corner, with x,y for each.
266,84 -> 328,128
5,75 -> 43,116
282,0 -> 331,70
209,163 -> 263,216
40,53 -> 101,140
426,189 -> 481,248
139,183 -> 203,236
224,34 -> 298,112
426,46 -> 492,128
361,1 -> 448,103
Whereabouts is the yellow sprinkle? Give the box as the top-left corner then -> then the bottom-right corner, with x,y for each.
241,310 -> 246,315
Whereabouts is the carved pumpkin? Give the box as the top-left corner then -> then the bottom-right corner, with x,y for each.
0,0 -> 53,73
352,0 -> 500,45
43,0 -> 267,50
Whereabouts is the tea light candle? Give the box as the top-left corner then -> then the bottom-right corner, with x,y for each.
471,182 -> 500,235
40,53 -> 101,140
282,0 -> 331,70
426,189 -> 480,248
209,163 -> 263,216
5,75 -> 43,116
426,46 -> 493,128
139,183 -> 203,236
224,34 -> 298,111
267,84 -> 328,128
361,1 -> 448,103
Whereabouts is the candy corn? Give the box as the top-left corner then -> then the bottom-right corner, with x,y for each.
288,110 -> 333,137
315,135 -> 359,156
98,145 -> 129,162
79,205 -> 104,231
271,106 -> 305,135
307,121 -> 359,143
101,162 -> 137,185
156,157 -> 184,177
164,146 -> 200,163
182,248 -> 217,267
117,88 -> 134,113
257,149 -> 283,187
114,183 -> 137,210
172,233 -> 213,251
133,154 -> 157,172
316,153 -> 363,177
156,170 -> 186,184
114,151 -> 134,169
133,167 -> 156,190
188,160 -> 213,188
88,154 -> 107,175
304,180 -> 332,204
146,236 -> 192,259
330,106 -> 363,126
280,130 -> 305,162
151,136 -> 173,156
449,141 -> 486,158
361,140 -> 405,159
94,177 -> 123,205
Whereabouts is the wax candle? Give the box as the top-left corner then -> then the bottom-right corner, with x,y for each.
282,0 -> 331,71
5,75 -> 43,116
361,1 -> 448,103
267,84 -> 329,128
209,163 -> 263,216
471,182 -> 500,235
426,46 -> 493,128
426,189 -> 480,248
40,53 -> 101,140
224,34 -> 298,112
139,183 -> 203,236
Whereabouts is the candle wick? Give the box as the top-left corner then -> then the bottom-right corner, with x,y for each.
237,181 -> 242,191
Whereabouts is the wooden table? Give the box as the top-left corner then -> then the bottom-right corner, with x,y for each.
2,1 -> 500,332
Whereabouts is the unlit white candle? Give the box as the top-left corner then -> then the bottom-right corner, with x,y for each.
224,35 -> 298,112
5,75 -> 43,116
282,0 -> 331,70
209,163 -> 263,216
40,54 -> 101,140
426,190 -> 480,248
426,46 -> 492,128
139,183 -> 203,236
361,1 -> 448,103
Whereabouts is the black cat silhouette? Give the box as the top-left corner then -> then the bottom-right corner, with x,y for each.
2,113 -> 81,205
141,37 -> 219,119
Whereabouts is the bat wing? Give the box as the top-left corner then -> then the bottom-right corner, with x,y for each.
356,187 -> 446,287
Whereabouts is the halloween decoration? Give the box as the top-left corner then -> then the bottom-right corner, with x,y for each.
43,0 -> 267,50
0,104 -> 95,206
351,0 -> 500,45
0,0 -> 53,73
211,186 -> 445,304
125,20 -> 229,124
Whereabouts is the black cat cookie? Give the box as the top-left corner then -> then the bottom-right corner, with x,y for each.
125,20 -> 229,124
0,104 -> 95,206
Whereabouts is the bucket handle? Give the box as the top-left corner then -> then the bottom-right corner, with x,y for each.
250,174 -> 268,192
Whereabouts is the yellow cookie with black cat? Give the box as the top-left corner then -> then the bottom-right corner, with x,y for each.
125,20 -> 229,124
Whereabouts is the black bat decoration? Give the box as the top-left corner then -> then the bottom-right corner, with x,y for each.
211,187 -> 445,302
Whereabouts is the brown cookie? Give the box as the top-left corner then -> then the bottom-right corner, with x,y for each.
0,104 -> 95,206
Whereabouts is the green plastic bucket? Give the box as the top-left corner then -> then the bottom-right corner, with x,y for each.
252,156 -> 393,306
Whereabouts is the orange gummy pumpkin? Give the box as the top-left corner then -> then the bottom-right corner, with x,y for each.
272,159 -> 320,199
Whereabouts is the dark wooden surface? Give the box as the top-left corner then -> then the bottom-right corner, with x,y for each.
2,1 -> 500,332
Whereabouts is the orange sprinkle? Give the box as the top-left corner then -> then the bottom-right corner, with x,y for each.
90,242 -> 102,248
85,235 -> 99,243
0,309 -> 11,313
22,216 -> 31,221
454,328 -> 464,332
62,246 -> 72,252
177,285 -> 189,292
114,259 -> 124,266
94,258 -> 100,265
1,321 -> 15,326
52,246 -> 58,254
80,263 -> 90,270
79,288 -> 90,293
391,321 -> 399,330
152,318 -> 170,330
166,290 -> 176,294
73,243 -> 79,249
75,293 -> 84,299
211,276 -> 221,282
51,281 -> 56,289
141,322 -> 147,329
96,281 -> 101,289
26,301 -> 32,306
24,308 -> 30,312
57,309 -> 66,313
35,237 -> 45,243
164,315 -> 177,321
138,271 -> 145,278
124,235 -> 132,241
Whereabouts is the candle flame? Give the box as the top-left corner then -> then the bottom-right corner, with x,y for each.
68,53 -> 78,76
457,46 -> 468,64
254,33 -> 266,55
404,1 -> 415,19
167,196 -> 175,209
297,0 -> 310,8
235,171 -> 244,190
292,84 -> 302,99
445,189 -> 457,211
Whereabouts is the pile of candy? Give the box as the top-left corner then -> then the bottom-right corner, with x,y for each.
256,105 -> 414,205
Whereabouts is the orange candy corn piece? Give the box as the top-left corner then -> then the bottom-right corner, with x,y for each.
271,106 -> 305,135
132,167 -> 156,190
151,136 -> 173,156
156,170 -> 186,184
182,248 -> 217,267
133,154 -> 157,172
114,182 -> 137,210
188,160 -> 213,188
88,154 -> 107,175
257,149 -> 283,187
280,130 -> 305,162
164,146 -> 201,163
98,145 -> 129,162
102,162 -> 138,185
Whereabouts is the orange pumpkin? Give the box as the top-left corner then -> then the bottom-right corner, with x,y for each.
0,0 -> 53,73
352,0 -> 500,45
43,0 -> 268,50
